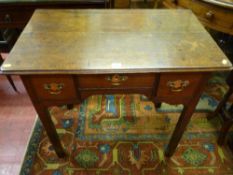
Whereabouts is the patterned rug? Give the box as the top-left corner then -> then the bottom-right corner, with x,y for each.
20,73 -> 233,175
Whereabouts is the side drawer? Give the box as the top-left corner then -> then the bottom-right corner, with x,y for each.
78,74 -> 156,89
157,73 -> 203,98
29,75 -> 77,101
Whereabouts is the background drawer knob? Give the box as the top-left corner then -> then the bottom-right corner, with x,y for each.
205,11 -> 214,20
167,80 -> 189,92
4,14 -> 12,23
105,74 -> 128,86
44,83 -> 64,95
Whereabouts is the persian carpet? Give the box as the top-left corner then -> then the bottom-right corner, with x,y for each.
20,73 -> 233,175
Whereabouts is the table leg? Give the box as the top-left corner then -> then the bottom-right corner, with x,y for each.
21,76 -> 67,158
0,54 -> 17,92
67,104 -> 74,110
34,104 -> 66,158
155,102 -> 161,108
6,75 -> 17,92
217,121 -> 233,145
207,87 -> 233,120
165,74 -> 209,157
164,103 -> 196,157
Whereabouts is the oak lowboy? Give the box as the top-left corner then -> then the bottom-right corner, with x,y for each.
1,9 -> 232,158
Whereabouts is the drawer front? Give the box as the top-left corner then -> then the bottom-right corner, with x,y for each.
157,73 -> 203,98
78,74 -> 156,89
187,2 -> 233,29
0,10 -> 32,27
30,75 -> 77,101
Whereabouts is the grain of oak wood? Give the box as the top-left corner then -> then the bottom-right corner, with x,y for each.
1,9 -> 232,74
1,9 -> 232,158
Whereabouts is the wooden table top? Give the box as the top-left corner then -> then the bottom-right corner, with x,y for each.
1,9 -> 232,74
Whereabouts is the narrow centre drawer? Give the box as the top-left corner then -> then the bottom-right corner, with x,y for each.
77,74 -> 156,89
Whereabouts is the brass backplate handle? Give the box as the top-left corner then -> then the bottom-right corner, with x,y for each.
105,74 -> 128,86
44,83 -> 64,95
167,80 -> 190,92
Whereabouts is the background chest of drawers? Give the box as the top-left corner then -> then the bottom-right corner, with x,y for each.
0,0 -> 109,50
0,1 -> 108,29
162,0 -> 233,35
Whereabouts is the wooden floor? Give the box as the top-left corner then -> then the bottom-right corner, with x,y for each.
0,74 -> 36,175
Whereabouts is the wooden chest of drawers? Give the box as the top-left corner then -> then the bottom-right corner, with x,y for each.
0,0 -> 109,51
0,7 -> 32,28
0,1 -> 108,29
162,0 -> 233,35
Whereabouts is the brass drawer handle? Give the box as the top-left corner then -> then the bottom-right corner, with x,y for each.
44,83 -> 64,95
105,74 -> 128,86
167,80 -> 190,92
205,11 -> 214,20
